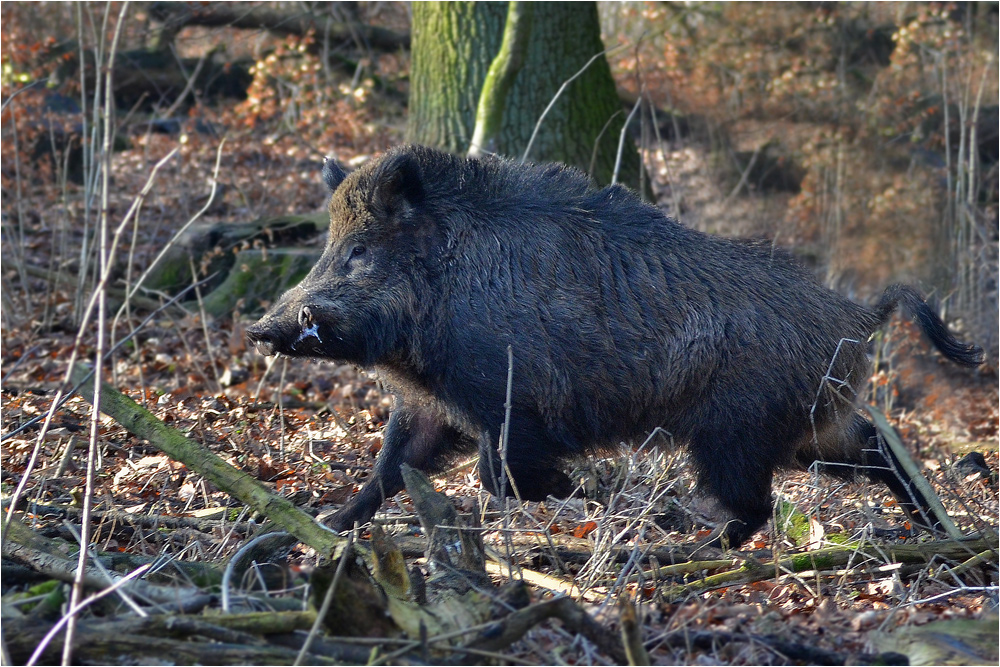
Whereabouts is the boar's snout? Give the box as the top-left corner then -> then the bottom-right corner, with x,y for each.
245,325 -> 278,357
246,297 -> 324,358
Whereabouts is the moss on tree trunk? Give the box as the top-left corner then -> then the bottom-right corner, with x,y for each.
408,1 -> 643,191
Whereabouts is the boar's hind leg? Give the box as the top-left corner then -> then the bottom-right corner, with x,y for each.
477,428 -> 576,503
327,406 -> 478,532
799,414 -> 940,532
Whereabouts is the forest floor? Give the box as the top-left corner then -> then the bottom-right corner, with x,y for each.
2,41 -> 998,667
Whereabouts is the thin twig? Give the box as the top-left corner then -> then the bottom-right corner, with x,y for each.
0,77 -> 52,113
61,522 -> 148,617
65,4 -> 130,661
162,44 -> 212,118
26,564 -> 152,667
521,43 -> 629,164
612,95 -> 642,186
190,258 -> 223,393
722,143 -> 762,206
120,137 -> 226,310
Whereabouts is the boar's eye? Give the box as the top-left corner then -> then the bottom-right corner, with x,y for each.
345,243 -> 369,271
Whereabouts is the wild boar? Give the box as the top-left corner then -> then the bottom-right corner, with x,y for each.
247,145 -> 983,547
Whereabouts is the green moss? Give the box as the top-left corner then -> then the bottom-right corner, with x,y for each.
788,551 -> 838,570
16,580 -> 65,617
775,497 -> 810,546
199,248 -> 321,318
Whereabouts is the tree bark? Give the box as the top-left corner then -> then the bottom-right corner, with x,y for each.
408,1 -> 644,191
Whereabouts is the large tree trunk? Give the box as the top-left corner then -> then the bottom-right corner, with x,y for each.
407,1 -> 644,191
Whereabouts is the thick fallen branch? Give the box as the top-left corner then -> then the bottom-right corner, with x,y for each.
4,613 -> 333,666
462,595 -> 628,664
658,535 -> 999,600
68,362 -> 344,558
149,2 -> 410,52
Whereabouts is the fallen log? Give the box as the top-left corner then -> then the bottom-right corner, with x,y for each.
4,613 -> 331,666
149,2 -> 410,52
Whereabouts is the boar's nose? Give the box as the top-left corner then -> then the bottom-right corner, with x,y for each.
245,326 -> 277,357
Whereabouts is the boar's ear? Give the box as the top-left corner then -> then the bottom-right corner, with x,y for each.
371,150 -> 424,220
322,156 -> 347,192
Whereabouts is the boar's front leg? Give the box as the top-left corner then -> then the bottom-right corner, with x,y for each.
327,405 -> 478,532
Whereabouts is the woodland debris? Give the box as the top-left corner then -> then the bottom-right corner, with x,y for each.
2,516 -> 206,605
67,362 -> 344,558
656,535 -> 999,600
3,612 -> 331,666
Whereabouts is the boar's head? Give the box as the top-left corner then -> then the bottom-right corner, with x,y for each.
246,148 -> 440,366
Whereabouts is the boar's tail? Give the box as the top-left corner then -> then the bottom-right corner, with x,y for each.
873,284 -> 984,367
